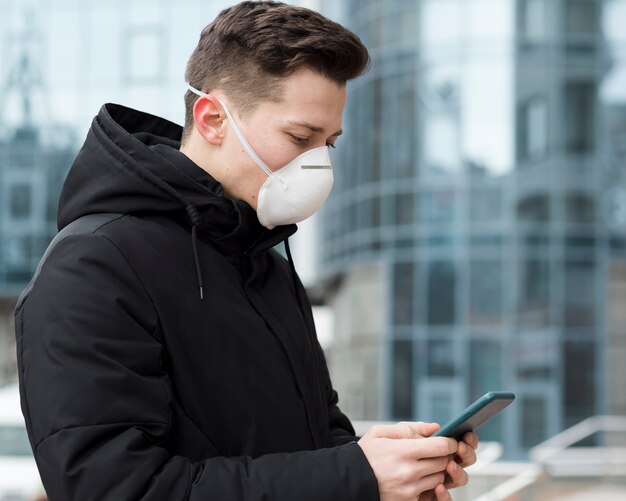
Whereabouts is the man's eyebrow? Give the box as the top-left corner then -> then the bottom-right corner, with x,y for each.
287,120 -> 343,136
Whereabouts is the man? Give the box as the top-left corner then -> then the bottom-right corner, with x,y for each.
15,2 -> 477,500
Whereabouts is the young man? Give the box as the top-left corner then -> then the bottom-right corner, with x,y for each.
15,2 -> 477,500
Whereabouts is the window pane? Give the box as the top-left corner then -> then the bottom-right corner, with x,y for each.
427,261 -> 457,325
392,340 -> 413,420
469,260 -> 503,325
517,97 -> 547,161
564,0 -> 599,36
519,0 -> 546,42
563,341 -> 596,428
563,260 -> 595,327
565,193 -> 595,223
395,192 -> 414,225
521,396 -> 548,448
564,81 -> 596,153
470,340 -> 502,400
469,185 -> 502,223
426,338 -> 457,377
396,72 -> 416,179
393,262 -> 415,325
9,184 -> 31,218
517,194 -> 550,222
517,331 -> 557,380
421,189 -> 456,224
518,258 -> 551,326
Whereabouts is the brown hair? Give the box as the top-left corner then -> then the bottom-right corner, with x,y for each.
182,0 -> 370,142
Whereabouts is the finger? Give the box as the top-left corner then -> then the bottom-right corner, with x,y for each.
405,436 -> 458,460
435,483 -> 452,501
369,421 -> 440,440
462,431 -> 479,449
414,472 -> 446,497
415,456 -> 450,478
454,440 -> 477,467
417,490 -> 437,501
418,422 -> 441,437
443,459 -> 469,489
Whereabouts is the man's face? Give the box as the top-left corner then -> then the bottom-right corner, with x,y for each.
220,67 -> 346,209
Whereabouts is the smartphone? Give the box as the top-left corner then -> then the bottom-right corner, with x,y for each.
432,391 -> 515,440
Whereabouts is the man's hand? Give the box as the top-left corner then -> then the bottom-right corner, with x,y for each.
357,422 -> 458,501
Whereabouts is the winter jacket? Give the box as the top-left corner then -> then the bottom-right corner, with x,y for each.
14,103 -> 379,500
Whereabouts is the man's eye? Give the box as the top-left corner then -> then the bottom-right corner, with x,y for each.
327,142 -> 337,149
289,134 -> 309,144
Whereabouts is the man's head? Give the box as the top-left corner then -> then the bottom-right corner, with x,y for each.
182,0 -> 369,142
180,1 -> 369,218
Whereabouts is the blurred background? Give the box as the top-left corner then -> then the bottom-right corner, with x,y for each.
0,0 -> 625,499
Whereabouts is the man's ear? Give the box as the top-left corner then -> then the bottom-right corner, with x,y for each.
192,94 -> 226,145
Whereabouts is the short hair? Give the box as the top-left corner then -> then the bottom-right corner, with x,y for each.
182,0 -> 370,142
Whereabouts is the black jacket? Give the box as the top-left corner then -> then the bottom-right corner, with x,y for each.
14,104 -> 379,500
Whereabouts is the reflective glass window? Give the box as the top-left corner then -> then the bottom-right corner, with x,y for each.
421,189 -> 456,224
462,57 -> 514,175
563,260 -> 595,327
518,258 -> 551,326
392,339 -> 413,420
517,194 -> 550,222
372,78 -> 383,183
9,183 -> 31,219
564,0 -> 600,37
395,192 -> 414,226
396,72 -> 416,179
470,339 -> 503,399
519,0 -> 546,43
564,81 -> 596,153
372,196 -> 382,229
425,338 -> 457,377
517,96 -> 547,161
516,331 -> 557,380
393,262 -> 415,325
427,260 -> 457,325
470,339 -> 504,442
469,260 -> 503,325
565,193 -> 595,223
469,185 -> 503,223
563,340 -> 596,427
521,396 -> 548,447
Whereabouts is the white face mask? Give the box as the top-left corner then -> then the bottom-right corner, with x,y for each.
187,85 -> 334,229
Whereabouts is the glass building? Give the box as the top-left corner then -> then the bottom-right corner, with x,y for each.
319,0 -> 626,457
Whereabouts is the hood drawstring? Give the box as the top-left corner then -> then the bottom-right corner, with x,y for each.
186,205 -> 204,300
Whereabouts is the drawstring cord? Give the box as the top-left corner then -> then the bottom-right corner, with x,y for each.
186,205 -> 204,300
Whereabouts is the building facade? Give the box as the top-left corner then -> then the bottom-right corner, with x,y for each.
319,0 -> 626,457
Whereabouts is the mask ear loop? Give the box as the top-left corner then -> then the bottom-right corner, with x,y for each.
187,84 -> 286,187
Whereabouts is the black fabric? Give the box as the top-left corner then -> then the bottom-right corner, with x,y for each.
15,103 -> 379,501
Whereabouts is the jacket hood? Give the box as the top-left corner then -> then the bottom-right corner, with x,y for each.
58,103 -> 296,254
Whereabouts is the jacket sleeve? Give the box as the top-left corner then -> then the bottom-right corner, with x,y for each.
15,233 -> 379,501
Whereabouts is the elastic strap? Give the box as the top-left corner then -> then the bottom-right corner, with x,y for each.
187,84 -> 275,178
